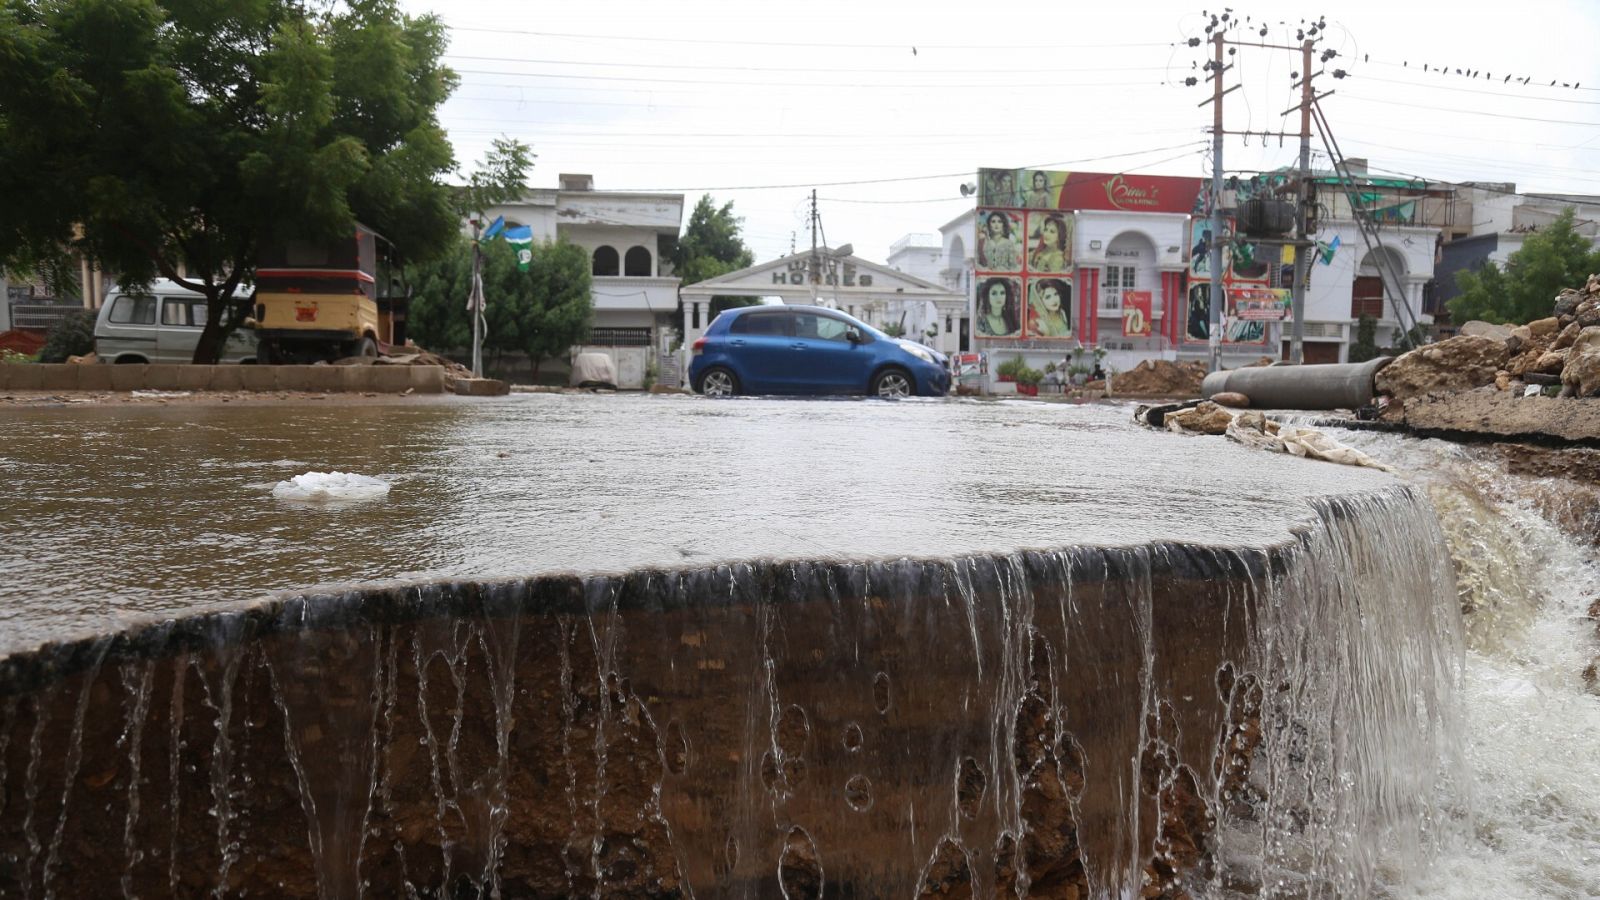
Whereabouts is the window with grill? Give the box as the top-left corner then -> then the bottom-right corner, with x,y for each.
1102,266 -> 1135,309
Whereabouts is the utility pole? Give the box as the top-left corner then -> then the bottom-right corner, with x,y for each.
469,218 -> 484,378
1190,14 -> 1336,370
809,189 -> 820,305
1289,39 -> 1314,365
1207,32 -> 1226,374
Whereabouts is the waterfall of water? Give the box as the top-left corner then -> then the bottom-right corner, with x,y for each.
7,436 -> 1593,897
1316,429 -> 1600,899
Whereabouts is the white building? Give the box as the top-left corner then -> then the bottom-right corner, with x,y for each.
677,247 -> 967,356
906,165 -> 1478,388
482,173 -> 684,387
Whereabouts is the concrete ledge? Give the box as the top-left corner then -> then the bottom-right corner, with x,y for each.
1403,389 -> 1600,443
448,376 -> 511,396
0,363 -> 448,394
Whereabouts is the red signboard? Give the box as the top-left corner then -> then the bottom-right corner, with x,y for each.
1122,291 -> 1153,337
1059,173 -> 1205,215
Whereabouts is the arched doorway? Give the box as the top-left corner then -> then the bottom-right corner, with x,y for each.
1352,245 -> 1407,319
1102,231 -> 1159,316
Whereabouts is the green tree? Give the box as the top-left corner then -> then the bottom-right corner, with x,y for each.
1449,208 -> 1600,325
0,0 -> 460,362
669,194 -> 756,328
1347,314 -> 1379,363
408,236 -> 591,380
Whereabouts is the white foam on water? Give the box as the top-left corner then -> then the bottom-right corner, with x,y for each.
270,471 -> 391,503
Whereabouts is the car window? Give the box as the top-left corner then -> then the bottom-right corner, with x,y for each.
794,313 -> 853,343
108,295 -> 157,325
730,312 -> 791,336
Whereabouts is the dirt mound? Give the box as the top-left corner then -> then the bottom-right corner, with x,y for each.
330,344 -> 472,377
1112,359 -> 1206,396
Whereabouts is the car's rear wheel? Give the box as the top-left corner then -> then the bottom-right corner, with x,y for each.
872,367 -> 914,398
697,366 -> 738,397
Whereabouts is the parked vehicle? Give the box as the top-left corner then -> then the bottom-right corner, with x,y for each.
94,280 -> 257,364
251,224 -> 408,363
689,305 -> 949,398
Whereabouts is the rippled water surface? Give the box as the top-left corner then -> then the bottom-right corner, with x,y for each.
0,394 -> 1392,655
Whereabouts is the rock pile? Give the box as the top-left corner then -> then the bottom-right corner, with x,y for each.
1380,274 -> 1600,407
1111,359 -> 1207,396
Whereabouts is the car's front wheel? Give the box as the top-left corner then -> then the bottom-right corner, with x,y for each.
872,367 -> 914,398
697,366 -> 739,397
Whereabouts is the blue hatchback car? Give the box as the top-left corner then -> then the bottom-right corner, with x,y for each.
689,305 -> 950,398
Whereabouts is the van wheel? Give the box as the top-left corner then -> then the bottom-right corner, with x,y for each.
354,336 -> 379,358
872,367 -> 914,398
696,367 -> 738,397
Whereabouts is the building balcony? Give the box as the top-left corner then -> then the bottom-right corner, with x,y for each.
591,276 -> 680,314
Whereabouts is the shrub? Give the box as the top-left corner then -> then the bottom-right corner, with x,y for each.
38,310 -> 95,363
1346,315 -> 1378,363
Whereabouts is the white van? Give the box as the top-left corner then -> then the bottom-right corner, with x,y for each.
95,280 -> 257,364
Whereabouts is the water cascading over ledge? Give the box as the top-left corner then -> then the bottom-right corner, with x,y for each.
0,485 -> 1462,899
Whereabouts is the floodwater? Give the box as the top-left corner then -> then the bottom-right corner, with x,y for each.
0,394 -> 1391,657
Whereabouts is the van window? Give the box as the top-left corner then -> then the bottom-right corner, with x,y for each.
160,298 -> 210,327
108,295 -> 157,325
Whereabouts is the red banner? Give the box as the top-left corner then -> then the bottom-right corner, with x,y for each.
1122,291 -> 1153,337
1060,173 -> 1205,214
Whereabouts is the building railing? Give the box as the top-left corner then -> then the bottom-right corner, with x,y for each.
583,327 -> 653,347
8,300 -> 82,331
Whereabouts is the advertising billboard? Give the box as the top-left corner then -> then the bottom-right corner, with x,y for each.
1185,217 -> 1279,345
1121,291 -> 1153,337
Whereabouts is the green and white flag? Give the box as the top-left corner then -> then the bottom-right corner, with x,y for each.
503,225 -> 534,272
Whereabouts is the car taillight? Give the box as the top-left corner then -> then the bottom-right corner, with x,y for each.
692,337 -> 707,355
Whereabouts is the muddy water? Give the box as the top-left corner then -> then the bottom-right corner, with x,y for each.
1,395 -> 1391,657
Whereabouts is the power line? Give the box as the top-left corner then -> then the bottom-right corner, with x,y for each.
443,24 -> 1170,51
443,53 -> 1169,76
611,139 -> 1209,194
445,78 -> 1163,103
1339,93 -> 1600,127
1353,73 -> 1600,106
819,146 -> 1209,204
1361,57 -> 1597,92
1335,137 -> 1600,183
449,67 -> 1173,90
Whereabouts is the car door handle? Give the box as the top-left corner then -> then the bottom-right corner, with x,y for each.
729,339 -> 746,346
789,342 -> 806,350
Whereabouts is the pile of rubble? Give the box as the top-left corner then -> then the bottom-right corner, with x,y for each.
1376,274 -> 1600,408
332,345 -> 473,377
1109,359 -> 1207,396
1135,399 -> 1392,471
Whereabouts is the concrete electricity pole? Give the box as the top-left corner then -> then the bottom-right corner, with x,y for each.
1189,13 -> 1336,370
1289,39 -> 1314,365
1207,32 -> 1226,373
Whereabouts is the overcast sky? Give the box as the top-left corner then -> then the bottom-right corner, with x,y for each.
401,0 -> 1600,266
